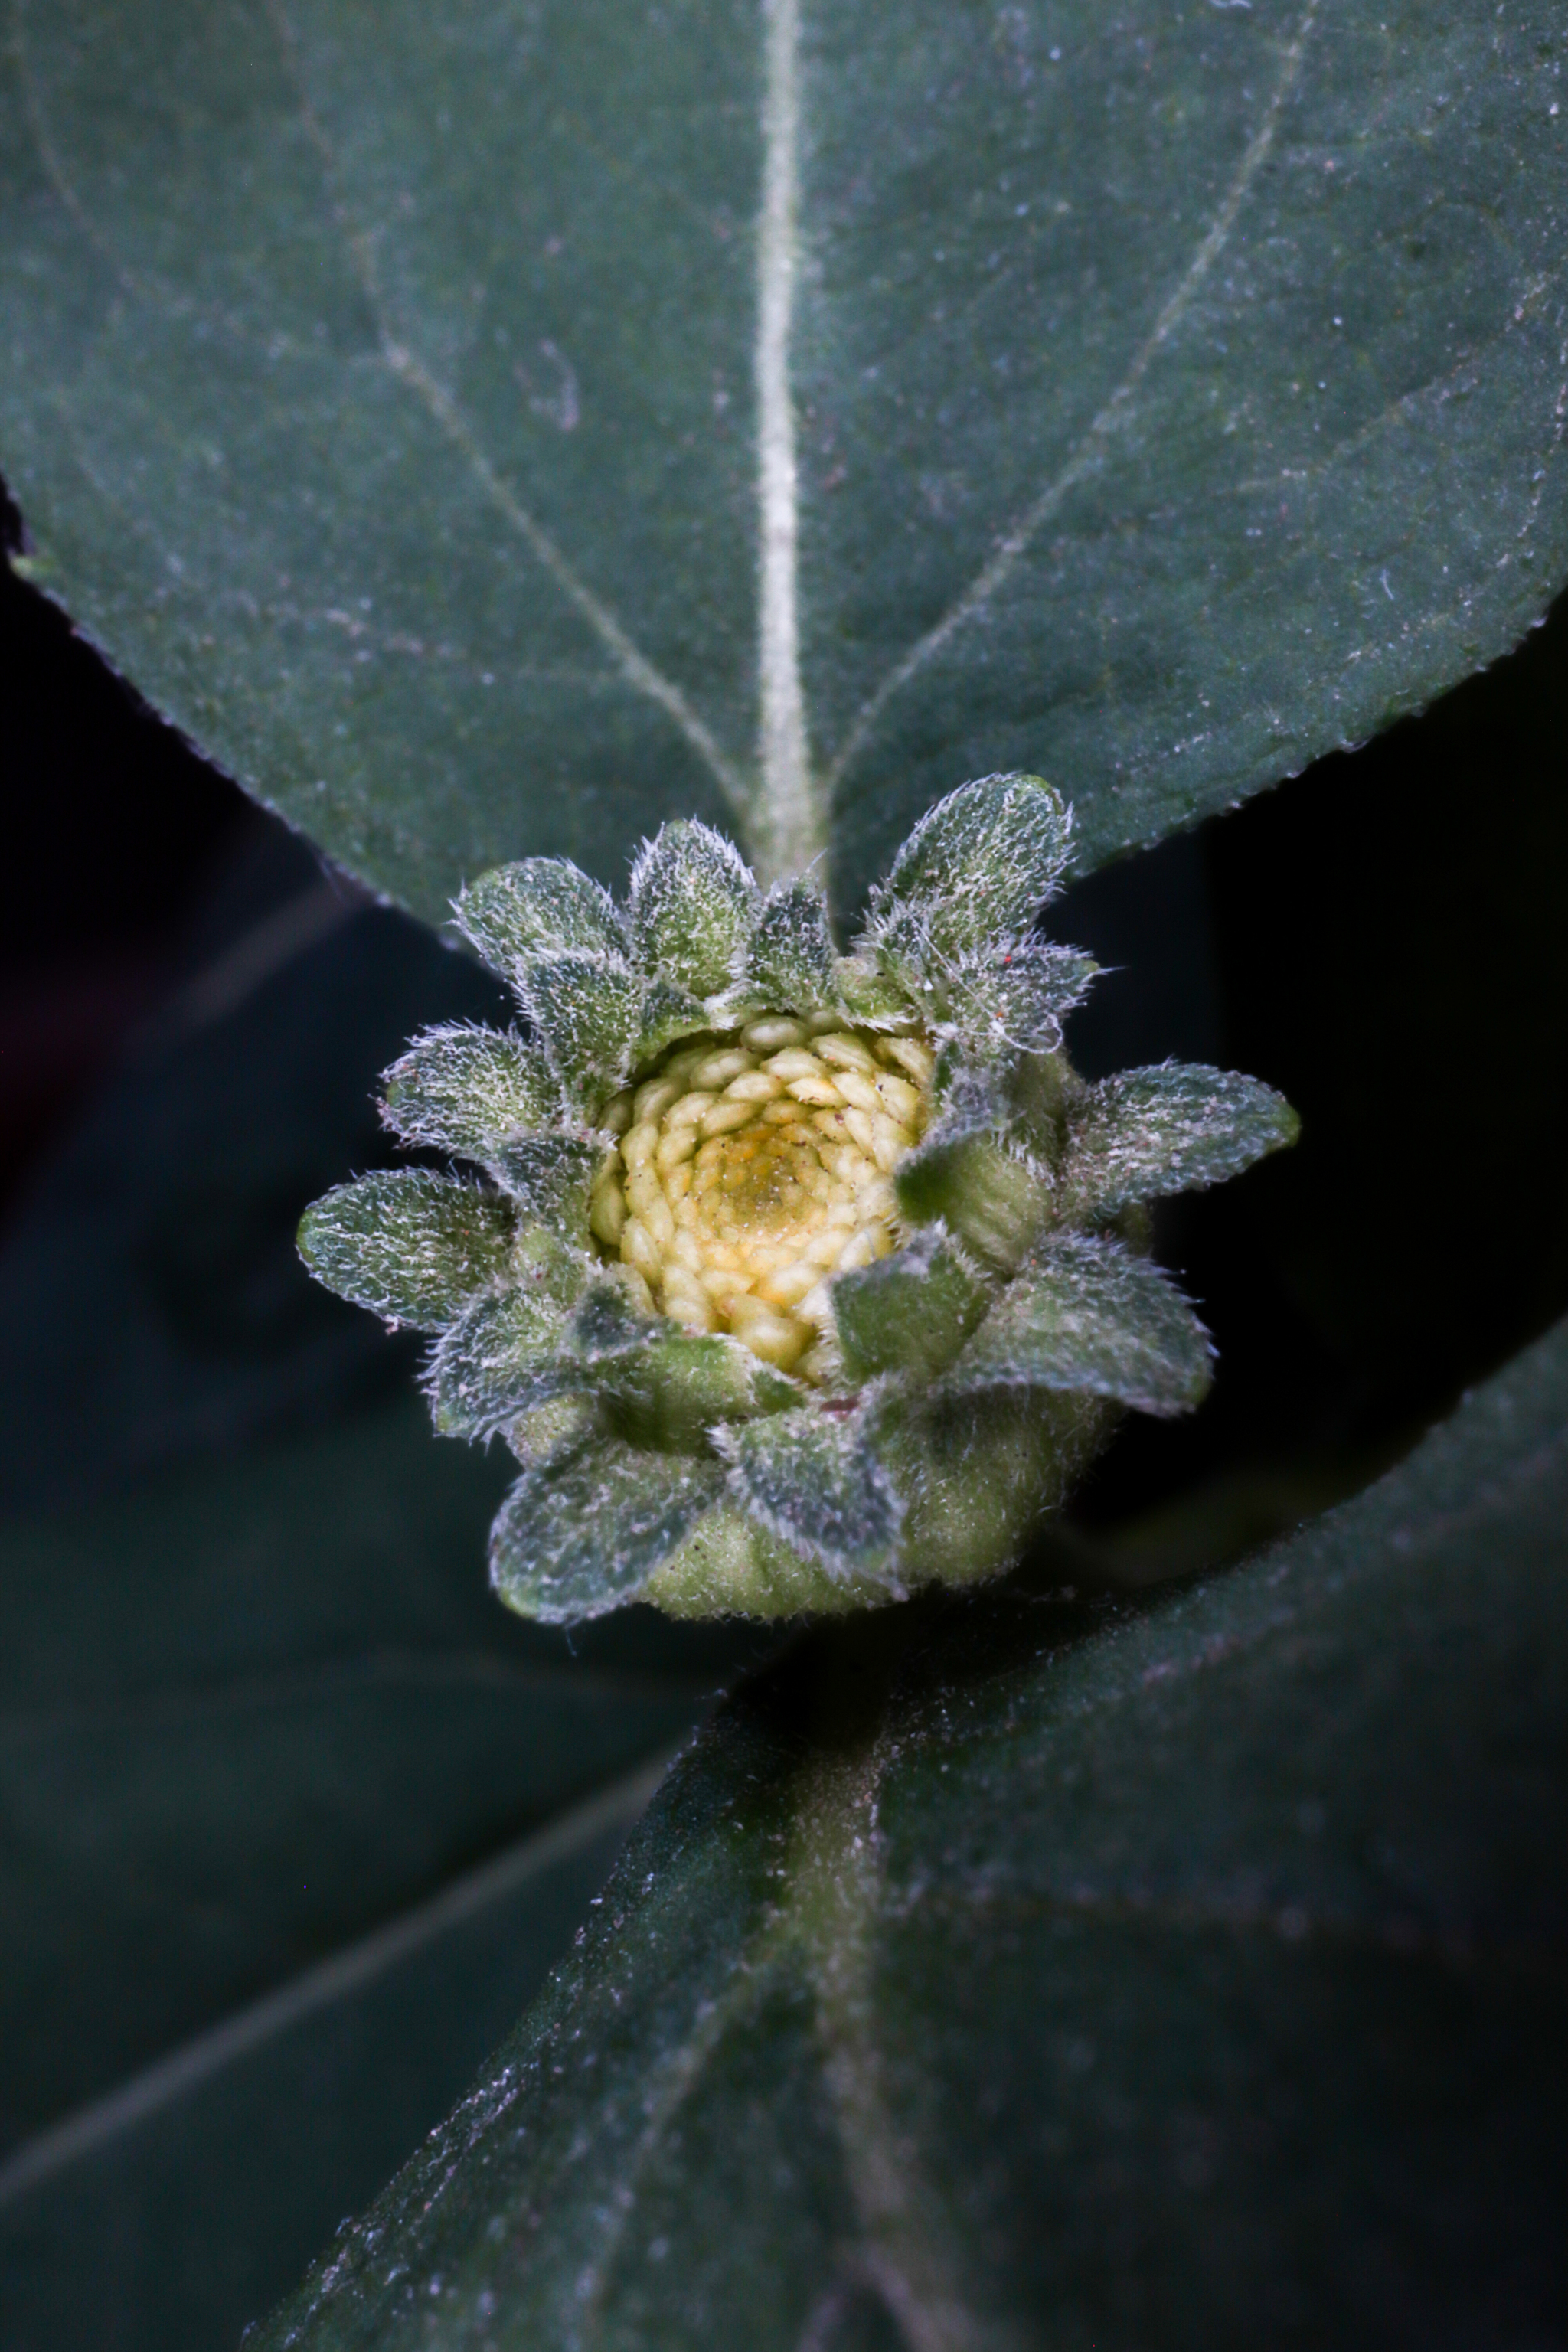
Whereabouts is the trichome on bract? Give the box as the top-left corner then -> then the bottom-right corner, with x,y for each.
298,775 -> 1298,1622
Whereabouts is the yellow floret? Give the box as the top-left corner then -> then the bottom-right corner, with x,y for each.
591,1024 -> 933,1377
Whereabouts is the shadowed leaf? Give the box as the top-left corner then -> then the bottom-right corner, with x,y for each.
720,1403 -> 903,1578
603,1333 -> 801,1454
629,975 -> 715,1067
746,880 -> 841,1011
0,1400 -> 767,2350
894,1130 -> 1050,1276
831,1225 -> 989,1387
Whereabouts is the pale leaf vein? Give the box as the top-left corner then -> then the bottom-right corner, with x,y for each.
822,2 -> 1320,800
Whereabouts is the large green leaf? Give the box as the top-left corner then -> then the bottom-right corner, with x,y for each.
256,1313 -> 1568,2347
0,1762 -> 663,2352
0,1396 -> 767,2347
3,2 -> 1566,920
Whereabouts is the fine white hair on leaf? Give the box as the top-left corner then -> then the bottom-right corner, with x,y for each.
520,952 -> 644,1112
297,1170 -> 515,1331
1060,1063 -> 1300,1221
936,1233 -> 1214,1419
379,1022 -> 560,1159
863,773 -> 1075,968
627,820 -> 761,998
717,1400 -> 903,1580
452,857 -> 625,985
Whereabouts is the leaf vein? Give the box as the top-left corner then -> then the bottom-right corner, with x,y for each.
822,0 -> 1321,801
261,0 -> 750,826
0,1756 -> 671,2212
754,0 -> 822,884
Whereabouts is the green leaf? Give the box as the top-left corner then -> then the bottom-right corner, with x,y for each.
939,940 -> 1099,1055
251,1313 -> 1568,2351
1061,1063 -> 1302,1222
601,1332 -> 802,1454
297,1171 -> 513,1331
831,952 -> 916,1029
504,1392 -> 603,1471
745,879 -> 841,1011
830,1224 -> 990,1386
518,952 -> 642,1112
5,5 -> 1566,913
720,1403 -> 903,1579
894,1129 -> 1050,1277
941,1233 -> 1214,1416
628,820 -> 760,997
490,1439 -> 727,1623
453,861 -> 626,987
381,1024 -> 561,1161
866,773 -> 1073,967
486,1134 -> 606,1238
425,1277 -> 585,1439
564,1274 -> 663,1364
0,815 -> 514,1520
0,1398 -> 764,2351
629,975 -> 716,1068
876,1383 -> 1112,1589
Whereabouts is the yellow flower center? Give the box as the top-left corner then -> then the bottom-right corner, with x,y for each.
589,1015 -> 933,1379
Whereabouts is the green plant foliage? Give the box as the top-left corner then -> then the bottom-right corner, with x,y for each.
8,6 -> 1568,2339
865,769 -> 1076,967
893,1129 -> 1051,1276
628,819 -> 758,998
744,880 -> 841,1014
300,782 -> 1295,1619
602,1332 -> 799,1453
560,1276 -> 662,1364
252,1312 -> 1568,2350
490,1437 -> 727,1622
519,953 -> 646,1114
297,1172 -> 514,1330
831,1225 -> 989,1386
938,1235 -> 1215,1417
380,1024 -> 560,1163
487,1135 -> 604,1236
627,975 -> 717,1068
1060,1064 -> 1302,1222
939,941 -> 1099,1055
3,4 -> 1566,915
0,1399 -> 764,2350
453,860 -> 626,980
426,1282 -> 584,1438
718,1401 -> 903,1579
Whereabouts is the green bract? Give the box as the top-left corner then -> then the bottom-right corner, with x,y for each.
298,776 -> 1298,1621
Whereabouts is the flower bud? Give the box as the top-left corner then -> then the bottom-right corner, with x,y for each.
299,777 -> 1298,1621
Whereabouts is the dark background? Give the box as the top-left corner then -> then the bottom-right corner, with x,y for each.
2,452 -> 1566,2344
